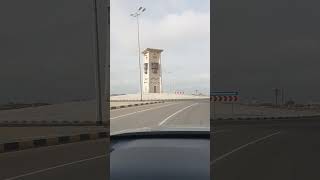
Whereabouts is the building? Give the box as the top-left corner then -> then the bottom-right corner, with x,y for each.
142,48 -> 163,93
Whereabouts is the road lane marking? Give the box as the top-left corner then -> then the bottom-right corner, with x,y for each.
3,154 -> 107,180
111,102 -> 178,120
111,127 -> 151,135
158,103 -> 199,126
110,102 -> 163,112
212,131 -> 281,164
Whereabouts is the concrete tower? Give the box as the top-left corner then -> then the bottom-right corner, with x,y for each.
142,48 -> 163,93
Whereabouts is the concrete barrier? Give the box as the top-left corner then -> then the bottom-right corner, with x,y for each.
109,101 -> 164,110
19,141 -> 34,150
0,131 -> 108,154
45,137 -> 58,146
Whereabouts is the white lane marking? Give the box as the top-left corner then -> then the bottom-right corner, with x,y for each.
158,103 -> 199,126
3,154 -> 107,180
212,131 -> 281,164
111,127 -> 150,135
110,102 -> 162,112
110,102 -> 178,120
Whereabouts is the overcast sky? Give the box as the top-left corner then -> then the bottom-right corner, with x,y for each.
0,0 -> 97,104
214,0 -> 320,103
110,0 -> 210,95
1,0 -> 320,104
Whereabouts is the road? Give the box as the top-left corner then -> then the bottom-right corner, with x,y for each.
1,100 -> 209,180
212,120 -> 320,180
211,102 -> 320,119
111,100 -> 210,134
0,139 -> 108,180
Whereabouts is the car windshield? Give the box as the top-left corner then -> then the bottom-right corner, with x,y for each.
110,0 -> 210,135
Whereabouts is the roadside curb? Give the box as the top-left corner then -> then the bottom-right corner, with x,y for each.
0,131 -> 108,154
110,101 -> 164,110
0,121 -> 109,127
110,98 -> 208,102
211,115 -> 320,125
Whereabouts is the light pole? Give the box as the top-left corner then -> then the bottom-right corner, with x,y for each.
163,69 -> 173,93
131,7 -> 146,101
281,88 -> 285,105
272,88 -> 280,106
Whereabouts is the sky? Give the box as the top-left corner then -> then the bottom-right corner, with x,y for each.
1,0 -> 320,104
214,0 -> 320,103
110,0 -> 210,95
0,0 -> 98,104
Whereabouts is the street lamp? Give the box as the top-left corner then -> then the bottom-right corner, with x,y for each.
162,68 -> 174,93
131,7 -> 146,101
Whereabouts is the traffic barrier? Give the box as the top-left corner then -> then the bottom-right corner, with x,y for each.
34,139 -> 47,147
110,101 -> 163,110
46,137 -> 59,146
0,131 -> 108,154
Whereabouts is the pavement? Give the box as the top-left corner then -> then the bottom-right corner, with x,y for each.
0,100 -> 162,125
0,126 -> 107,143
0,99 -> 209,180
211,102 -> 320,118
1,99 -> 318,126
110,100 -> 210,134
0,101 -> 97,124
0,139 -> 108,180
0,100 -> 209,142
110,101 -> 162,109
211,120 -> 320,180
4,99 -> 320,179
110,93 -> 209,101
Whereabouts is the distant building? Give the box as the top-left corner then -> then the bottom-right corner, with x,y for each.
142,48 -> 163,93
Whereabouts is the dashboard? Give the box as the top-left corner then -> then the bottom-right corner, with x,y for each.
110,131 -> 210,180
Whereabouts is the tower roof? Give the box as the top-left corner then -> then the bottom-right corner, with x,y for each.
142,48 -> 163,54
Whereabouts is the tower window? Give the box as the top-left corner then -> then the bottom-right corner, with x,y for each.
151,63 -> 158,73
144,63 -> 148,74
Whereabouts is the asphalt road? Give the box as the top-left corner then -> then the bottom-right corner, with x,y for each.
1,100 -> 209,180
111,100 -> 210,134
0,139 -> 108,180
3,100 -> 320,180
212,120 -> 320,180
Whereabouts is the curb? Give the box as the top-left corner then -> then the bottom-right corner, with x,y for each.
212,115 -> 320,121
110,101 -> 164,110
0,121 -> 109,127
0,131 -> 108,153
110,98 -> 208,103
211,115 -> 320,125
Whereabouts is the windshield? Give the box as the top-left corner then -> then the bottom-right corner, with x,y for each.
110,0 -> 210,135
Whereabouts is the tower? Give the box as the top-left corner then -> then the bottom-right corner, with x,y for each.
142,48 -> 163,93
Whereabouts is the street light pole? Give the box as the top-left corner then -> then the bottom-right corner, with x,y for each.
136,15 -> 142,101
131,7 -> 146,101
164,70 -> 173,93
273,88 -> 280,106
